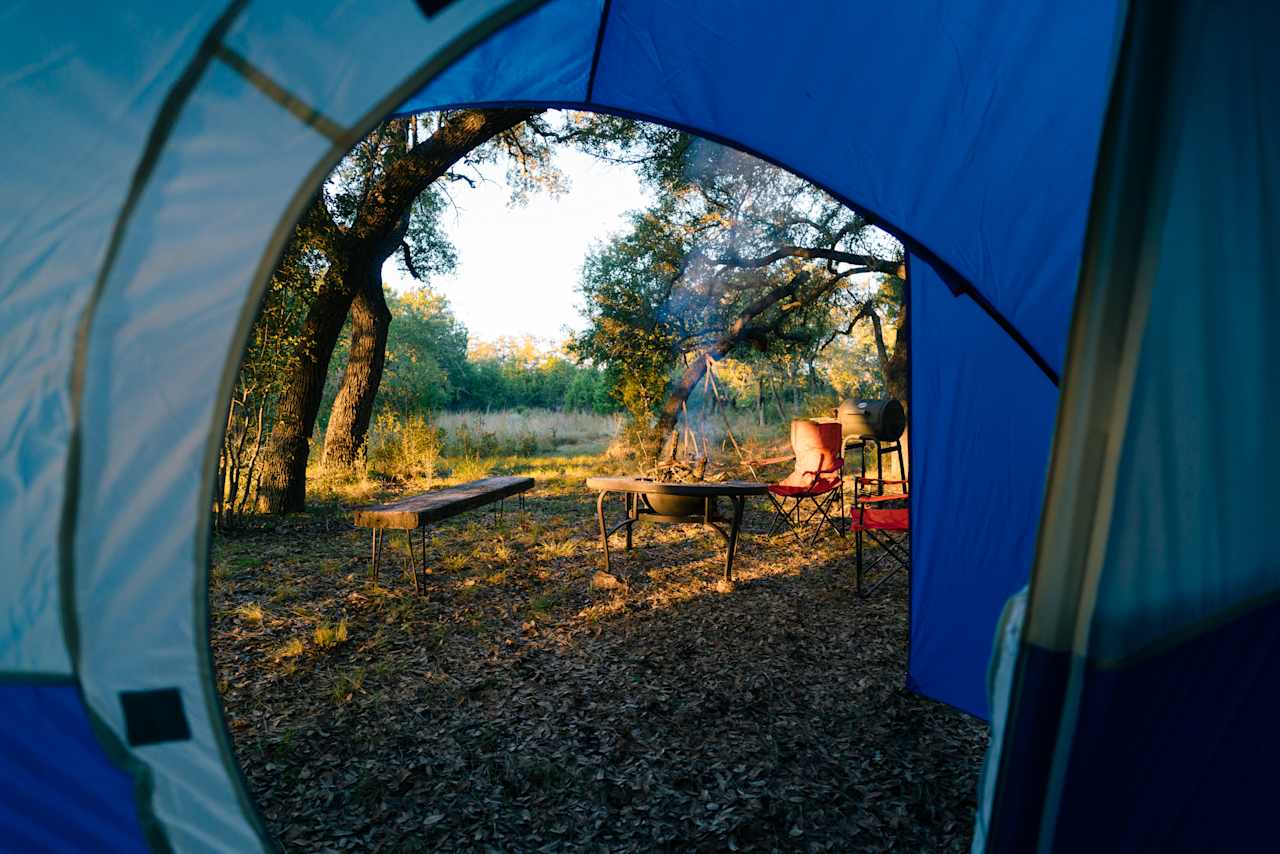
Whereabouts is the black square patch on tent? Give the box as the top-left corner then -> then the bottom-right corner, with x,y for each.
415,0 -> 458,18
120,688 -> 191,746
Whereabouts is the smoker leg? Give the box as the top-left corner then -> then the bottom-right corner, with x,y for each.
876,440 -> 884,494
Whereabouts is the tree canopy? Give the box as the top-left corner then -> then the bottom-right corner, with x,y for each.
570,125 -> 905,443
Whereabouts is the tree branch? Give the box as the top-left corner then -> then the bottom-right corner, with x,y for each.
713,245 -> 900,275
400,240 -> 421,281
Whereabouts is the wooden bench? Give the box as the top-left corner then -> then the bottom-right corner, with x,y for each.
353,475 -> 534,592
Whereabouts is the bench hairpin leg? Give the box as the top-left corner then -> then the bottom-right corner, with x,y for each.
420,527 -> 431,594
402,529 -> 417,594
370,528 -> 383,586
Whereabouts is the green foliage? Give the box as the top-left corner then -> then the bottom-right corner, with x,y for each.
458,336 -> 619,414
571,206 -> 685,422
569,120 -> 904,430
366,412 -> 443,481
381,287 -> 469,413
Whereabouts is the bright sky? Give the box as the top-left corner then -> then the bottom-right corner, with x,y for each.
383,148 -> 653,346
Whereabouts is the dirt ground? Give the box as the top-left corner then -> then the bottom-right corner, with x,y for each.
211,452 -> 987,852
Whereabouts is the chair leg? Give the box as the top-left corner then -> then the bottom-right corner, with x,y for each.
855,527 -> 865,597
768,493 -> 807,546
856,529 -> 910,597
766,493 -> 790,536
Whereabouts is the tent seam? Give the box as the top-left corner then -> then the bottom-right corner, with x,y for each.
214,45 -> 348,143
584,0 -> 613,104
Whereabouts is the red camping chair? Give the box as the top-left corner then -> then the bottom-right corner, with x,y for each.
766,420 -> 846,546
850,475 -> 909,596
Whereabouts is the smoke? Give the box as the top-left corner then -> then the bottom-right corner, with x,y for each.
654,138 -> 779,338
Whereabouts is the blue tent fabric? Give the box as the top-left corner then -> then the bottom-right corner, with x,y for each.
0,683 -> 149,852
909,256 -> 1058,717
398,0 -> 601,108
1051,599 -> 1280,852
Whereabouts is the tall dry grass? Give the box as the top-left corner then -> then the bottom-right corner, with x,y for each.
435,409 -> 621,456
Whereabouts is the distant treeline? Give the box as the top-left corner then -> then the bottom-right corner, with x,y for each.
318,287 -> 617,436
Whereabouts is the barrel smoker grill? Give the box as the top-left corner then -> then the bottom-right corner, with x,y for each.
834,399 -> 907,490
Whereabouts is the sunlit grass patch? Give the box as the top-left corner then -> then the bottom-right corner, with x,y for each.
307,466 -> 382,506
271,637 -> 305,662
576,595 -> 629,623
313,619 -> 349,650
441,553 -> 470,573
235,602 -> 265,624
449,454 -> 492,482
537,538 -> 579,560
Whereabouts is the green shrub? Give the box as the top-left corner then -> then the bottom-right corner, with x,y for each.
367,412 -> 443,480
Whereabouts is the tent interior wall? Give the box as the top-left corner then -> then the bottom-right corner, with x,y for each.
0,0 -> 1274,851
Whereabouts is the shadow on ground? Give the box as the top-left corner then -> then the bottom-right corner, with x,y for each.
211,463 -> 986,852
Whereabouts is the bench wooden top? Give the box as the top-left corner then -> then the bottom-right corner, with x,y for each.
353,476 -> 534,529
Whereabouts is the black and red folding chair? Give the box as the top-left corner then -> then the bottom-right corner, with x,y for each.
850,475 -> 908,596
766,420 -> 846,546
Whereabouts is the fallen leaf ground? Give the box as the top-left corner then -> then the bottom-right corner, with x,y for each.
211,450 -> 988,852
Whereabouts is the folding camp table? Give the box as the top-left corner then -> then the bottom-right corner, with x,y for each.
586,477 -> 768,581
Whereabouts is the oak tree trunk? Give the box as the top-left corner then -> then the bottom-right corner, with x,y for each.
256,108 -> 536,511
322,271 -> 393,469
884,301 -> 909,402
256,265 -> 353,512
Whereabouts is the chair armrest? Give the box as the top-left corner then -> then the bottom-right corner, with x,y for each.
801,458 -> 844,478
749,454 -> 796,467
857,493 -> 908,505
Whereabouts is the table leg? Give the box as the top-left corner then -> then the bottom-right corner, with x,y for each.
625,493 -> 634,550
596,490 -> 611,574
725,495 -> 746,582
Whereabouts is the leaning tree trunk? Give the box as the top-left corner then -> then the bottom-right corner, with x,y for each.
256,266 -> 354,512
321,271 -> 392,469
654,272 -> 811,450
255,108 -> 536,512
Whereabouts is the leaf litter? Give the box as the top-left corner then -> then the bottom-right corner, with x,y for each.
211,462 -> 987,852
